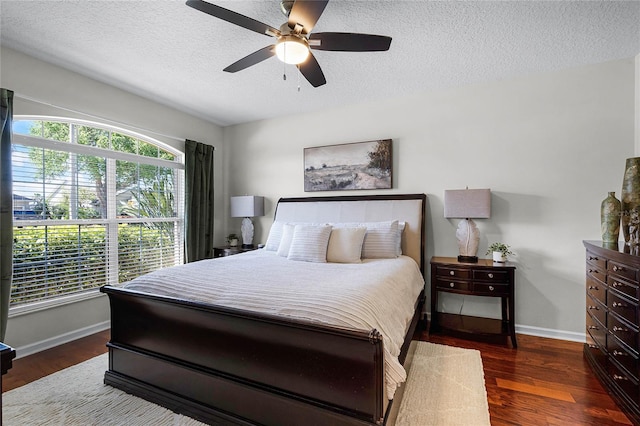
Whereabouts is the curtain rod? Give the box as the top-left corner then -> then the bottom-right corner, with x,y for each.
13,92 -> 186,143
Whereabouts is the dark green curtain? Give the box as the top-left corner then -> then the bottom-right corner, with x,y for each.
0,89 -> 13,342
184,139 -> 215,262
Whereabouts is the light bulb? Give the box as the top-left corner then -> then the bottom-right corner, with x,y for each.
275,36 -> 310,65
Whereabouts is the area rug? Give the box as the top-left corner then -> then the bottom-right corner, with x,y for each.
2,342 -> 489,426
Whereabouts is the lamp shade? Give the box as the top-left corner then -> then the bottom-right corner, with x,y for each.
230,196 -> 264,218
444,189 -> 491,219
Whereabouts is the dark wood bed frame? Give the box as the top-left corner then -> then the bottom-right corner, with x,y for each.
100,193 -> 426,426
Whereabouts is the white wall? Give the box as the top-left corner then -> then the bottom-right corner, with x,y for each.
0,46 -> 225,355
224,58 -> 636,340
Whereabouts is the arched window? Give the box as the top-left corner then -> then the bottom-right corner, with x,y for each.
11,117 -> 184,311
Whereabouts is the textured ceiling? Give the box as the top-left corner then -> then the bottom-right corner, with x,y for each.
1,0 -> 639,127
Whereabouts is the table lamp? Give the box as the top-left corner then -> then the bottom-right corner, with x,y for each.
444,188 -> 491,263
230,195 -> 265,248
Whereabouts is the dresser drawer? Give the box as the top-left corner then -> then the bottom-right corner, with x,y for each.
473,283 -> 509,296
609,335 -> 640,381
586,330 -> 608,367
609,290 -> 639,328
586,251 -> 607,270
586,311 -> 607,348
609,313 -> 639,355
609,275 -> 640,303
472,269 -> 509,282
587,294 -> 607,326
587,276 -> 606,305
587,265 -> 606,286
609,261 -> 638,282
607,358 -> 639,403
435,278 -> 471,292
435,266 -> 471,279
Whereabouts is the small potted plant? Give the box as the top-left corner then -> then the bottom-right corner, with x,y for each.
226,233 -> 239,247
486,242 -> 514,263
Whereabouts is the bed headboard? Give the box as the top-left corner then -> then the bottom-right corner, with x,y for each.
274,194 -> 427,275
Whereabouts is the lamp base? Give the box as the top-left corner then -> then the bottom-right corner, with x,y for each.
457,255 -> 478,263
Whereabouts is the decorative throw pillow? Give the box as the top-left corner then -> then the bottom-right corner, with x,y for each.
265,221 -> 284,251
276,224 -> 296,257
361,220 -> 400,259
287,225 -> 332,263
326,227 -> 367,263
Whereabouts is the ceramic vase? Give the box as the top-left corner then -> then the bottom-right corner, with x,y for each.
621,157 -> 640,244
601,192 -> 621,244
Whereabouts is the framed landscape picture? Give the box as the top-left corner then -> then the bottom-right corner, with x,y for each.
304,139 -> 392,192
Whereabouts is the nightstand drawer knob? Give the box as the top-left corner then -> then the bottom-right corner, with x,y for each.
488,273 -> 494,279
489,285 -> 495,291
449,271 -> 455,276
449,282 -> 455,288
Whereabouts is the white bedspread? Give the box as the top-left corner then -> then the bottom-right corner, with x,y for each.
122,249 -> 425,398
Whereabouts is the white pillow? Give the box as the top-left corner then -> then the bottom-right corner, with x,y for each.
326,227 -> 367,263
277,224 -> 296,257
396,221 -> 406,256
265,221 -> 284,251
287,225 -> 332,263
361,220 -> 400,259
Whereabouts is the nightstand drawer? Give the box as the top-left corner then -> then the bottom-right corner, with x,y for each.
435,266 -> 471,279
435,278 -> 471,292
473,283 -> 509,296
473,270 -> 508,282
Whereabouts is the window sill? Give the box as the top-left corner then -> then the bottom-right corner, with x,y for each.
8,290 -> 107,318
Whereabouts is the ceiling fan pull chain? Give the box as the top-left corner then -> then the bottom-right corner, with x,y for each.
297,66 -> 301,92
283,43 -> 287,81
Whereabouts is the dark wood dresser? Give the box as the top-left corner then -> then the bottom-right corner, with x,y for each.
584,240 -> 640,424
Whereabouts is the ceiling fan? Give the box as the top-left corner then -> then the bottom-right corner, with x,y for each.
185,0 -> 392,88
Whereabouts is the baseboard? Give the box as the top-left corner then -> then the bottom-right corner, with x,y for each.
13,320 -> 111,359
14,318 -> 585,360
424,312 -> 586,343
515,324 -> 585,343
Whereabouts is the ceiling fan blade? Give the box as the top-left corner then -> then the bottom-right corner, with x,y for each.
288,0 -> 329,34
298,53 -> 326,88
310,32 -> 392,51
186,0 -> 280,37
223,45 -> 276,73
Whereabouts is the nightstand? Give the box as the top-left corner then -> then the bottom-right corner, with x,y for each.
213,246 -> 258,258
430,256 -> 517,348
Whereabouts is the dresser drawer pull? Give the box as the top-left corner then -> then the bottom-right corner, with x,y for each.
449,282 -> 455,288
612,302 -> 628,308
489,285 -> 495,291
588,269 -> 595,273
488,273 -> 494,279
588,305 -> 599,310
613,326 -> 629,332
612,282 -> 621,288
613,350 -> 628,357
588,285 -> 599,290
588,325 -> 598,330
589,256 -> 599,261
588,344 -> 598,348
449,271 -> 455,276
613,265 -> 626,272
613,374 -> 629,381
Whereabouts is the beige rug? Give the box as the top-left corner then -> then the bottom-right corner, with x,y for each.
2,342 -> 489,426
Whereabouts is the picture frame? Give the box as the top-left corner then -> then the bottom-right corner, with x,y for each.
304,139 -> 392,192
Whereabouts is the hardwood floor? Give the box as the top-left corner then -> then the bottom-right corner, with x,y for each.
2,329 -> 633,425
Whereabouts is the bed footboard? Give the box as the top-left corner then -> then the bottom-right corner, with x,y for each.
101,285 -> 386,425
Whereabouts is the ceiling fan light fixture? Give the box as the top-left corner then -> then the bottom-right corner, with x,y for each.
275,35 -> 310,65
